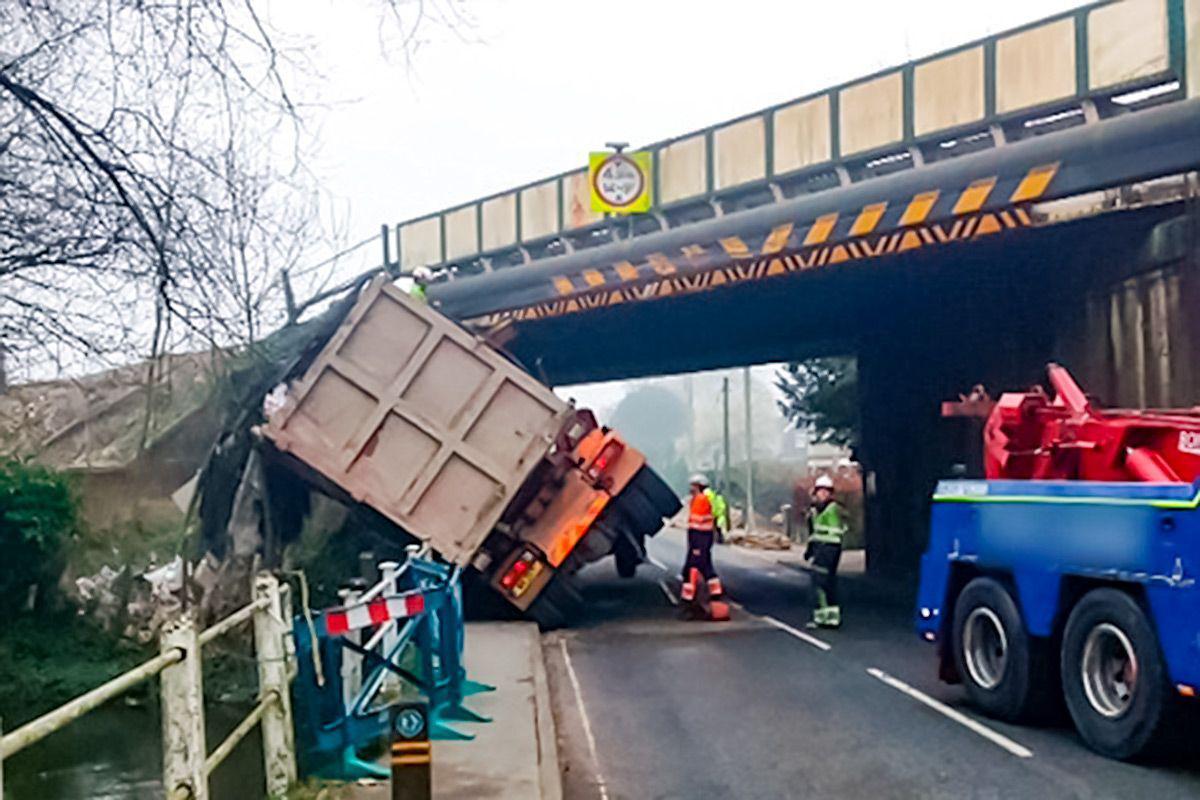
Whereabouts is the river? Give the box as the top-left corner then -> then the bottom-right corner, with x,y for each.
4,703 -> 265,799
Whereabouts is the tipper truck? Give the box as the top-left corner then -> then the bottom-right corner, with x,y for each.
918,364 -> 1200,759
259,276 -> 680,626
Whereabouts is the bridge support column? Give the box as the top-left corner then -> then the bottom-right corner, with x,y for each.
1054,202 -> 1200,408
253,573 -> 297,796
160,614 -> 208,800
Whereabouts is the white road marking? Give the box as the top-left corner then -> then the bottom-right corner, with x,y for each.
866,668 -> 1034,759
646,554 -> 669,572
657,579 -> 679,606
559,639 -> 612,800
759,612 -> 833,652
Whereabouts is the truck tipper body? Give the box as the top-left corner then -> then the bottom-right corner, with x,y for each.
261,276 -> 680,625
918,365 -> 1200,759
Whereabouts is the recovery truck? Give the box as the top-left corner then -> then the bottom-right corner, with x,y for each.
917,363 -> 1200,759
259,276 -> 680,627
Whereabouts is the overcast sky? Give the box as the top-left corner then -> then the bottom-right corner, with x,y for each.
273,0 -> 1083,407
288,0 -> 1081,262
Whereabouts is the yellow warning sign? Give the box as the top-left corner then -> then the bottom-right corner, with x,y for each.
589,151 -> 652,214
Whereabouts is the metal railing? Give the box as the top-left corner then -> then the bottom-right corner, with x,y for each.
0,573 -> 297,800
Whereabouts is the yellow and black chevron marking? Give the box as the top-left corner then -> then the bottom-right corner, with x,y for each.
467,165 -> 1056,327
391,739 -> 432,766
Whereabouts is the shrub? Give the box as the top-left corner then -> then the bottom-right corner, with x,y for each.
0,459 -> 78,614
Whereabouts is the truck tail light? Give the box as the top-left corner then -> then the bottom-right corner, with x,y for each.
587,441 -> 625,480
499,549 -> 544,598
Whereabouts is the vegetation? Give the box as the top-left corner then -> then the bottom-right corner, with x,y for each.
775,357 -> 860,449
609,385 -> 691,490
0,459 -> 77,615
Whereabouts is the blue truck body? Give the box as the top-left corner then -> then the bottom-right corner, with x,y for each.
916,478 -> 1200,691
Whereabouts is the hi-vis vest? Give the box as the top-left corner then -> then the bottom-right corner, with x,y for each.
688,493 -> 715,532
704,489 -> 728,530
808,502 -> 848,545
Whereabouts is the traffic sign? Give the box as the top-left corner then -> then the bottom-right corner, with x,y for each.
589,151 -> 652,214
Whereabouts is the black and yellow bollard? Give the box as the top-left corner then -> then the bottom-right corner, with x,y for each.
390,703 -> 432,799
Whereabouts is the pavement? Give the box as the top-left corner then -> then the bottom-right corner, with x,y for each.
344,621 -> 561,800
544,525 -> 1200,800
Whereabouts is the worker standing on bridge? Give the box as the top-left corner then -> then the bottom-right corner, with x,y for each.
409,266 -> 432,302
681,474 -> 723,602
805,475 -> 847,629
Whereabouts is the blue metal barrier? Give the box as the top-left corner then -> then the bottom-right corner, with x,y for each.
291,552 -> 492,780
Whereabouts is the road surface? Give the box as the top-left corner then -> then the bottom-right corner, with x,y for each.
543,527 -> 1200,800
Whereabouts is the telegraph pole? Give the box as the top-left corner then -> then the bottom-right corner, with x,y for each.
743,367 -> 756,532
685,374 -> 696,470
722,376 -> 731,497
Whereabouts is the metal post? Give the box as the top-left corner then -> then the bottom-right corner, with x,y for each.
161,614 -> 208,800
339,586 -> 363,711
379,561 -> 401,687
390,703 -> 432,800
253,574 -> 297,796
743,367 -> 756,532
722,376 -> 731,497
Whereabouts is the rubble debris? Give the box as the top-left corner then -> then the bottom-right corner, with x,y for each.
726,530 -> 792,550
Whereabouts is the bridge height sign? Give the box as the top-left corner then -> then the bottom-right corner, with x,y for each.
589,151 -> 652,214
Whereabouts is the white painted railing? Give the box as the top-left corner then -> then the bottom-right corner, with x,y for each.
0,573 -> 296,800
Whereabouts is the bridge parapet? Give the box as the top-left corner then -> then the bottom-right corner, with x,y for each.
392,0 -> 1198,278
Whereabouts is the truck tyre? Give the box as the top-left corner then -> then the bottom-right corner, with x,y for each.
613,533 -> 642,579
526,574 -> 583,630
615,487 -> 667,538
629,466 -> 683,519
953,577 -> 1049,722
1060,589 -> 1174,760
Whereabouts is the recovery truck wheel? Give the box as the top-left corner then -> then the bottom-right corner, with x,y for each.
953,577 -> 1050,722
1060,589 -> 1175,760
526,573 -> 584,630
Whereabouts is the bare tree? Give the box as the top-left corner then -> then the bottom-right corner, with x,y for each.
0,0 -> 469,381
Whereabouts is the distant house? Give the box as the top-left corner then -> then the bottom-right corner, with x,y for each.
0,354 -> 222,526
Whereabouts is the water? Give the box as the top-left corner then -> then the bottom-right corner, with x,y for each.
4,703 -> 265,800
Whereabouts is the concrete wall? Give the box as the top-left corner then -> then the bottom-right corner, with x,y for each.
714,117 -> 766,189
659,135 -> 707,204
1088,0 -> 1169,89
996,18 -> 1076,113
563,170 -> 603,229
521,181 -> 558,241
1056,210 -> 1200,408
773,96 -> 831,174
443,206 -> 478,261
839,73 -> 904,155
914,47 -> 985,136
400,217 -> 442,270
481,194 -> 518,251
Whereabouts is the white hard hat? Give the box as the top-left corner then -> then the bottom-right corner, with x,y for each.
688,473 -> 709,486
814,475 -> 834,490
412,266 -> 433,281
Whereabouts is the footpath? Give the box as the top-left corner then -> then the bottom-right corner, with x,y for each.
333,621 -> 561,800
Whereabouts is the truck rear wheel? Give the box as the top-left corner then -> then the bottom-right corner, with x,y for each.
1060,589 -> 1174,760
629,466 -> 682,520
613,533 -> 642,579
526,574 -> 583,630
953,577 -> 1049,722
615,487 -> 666,538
